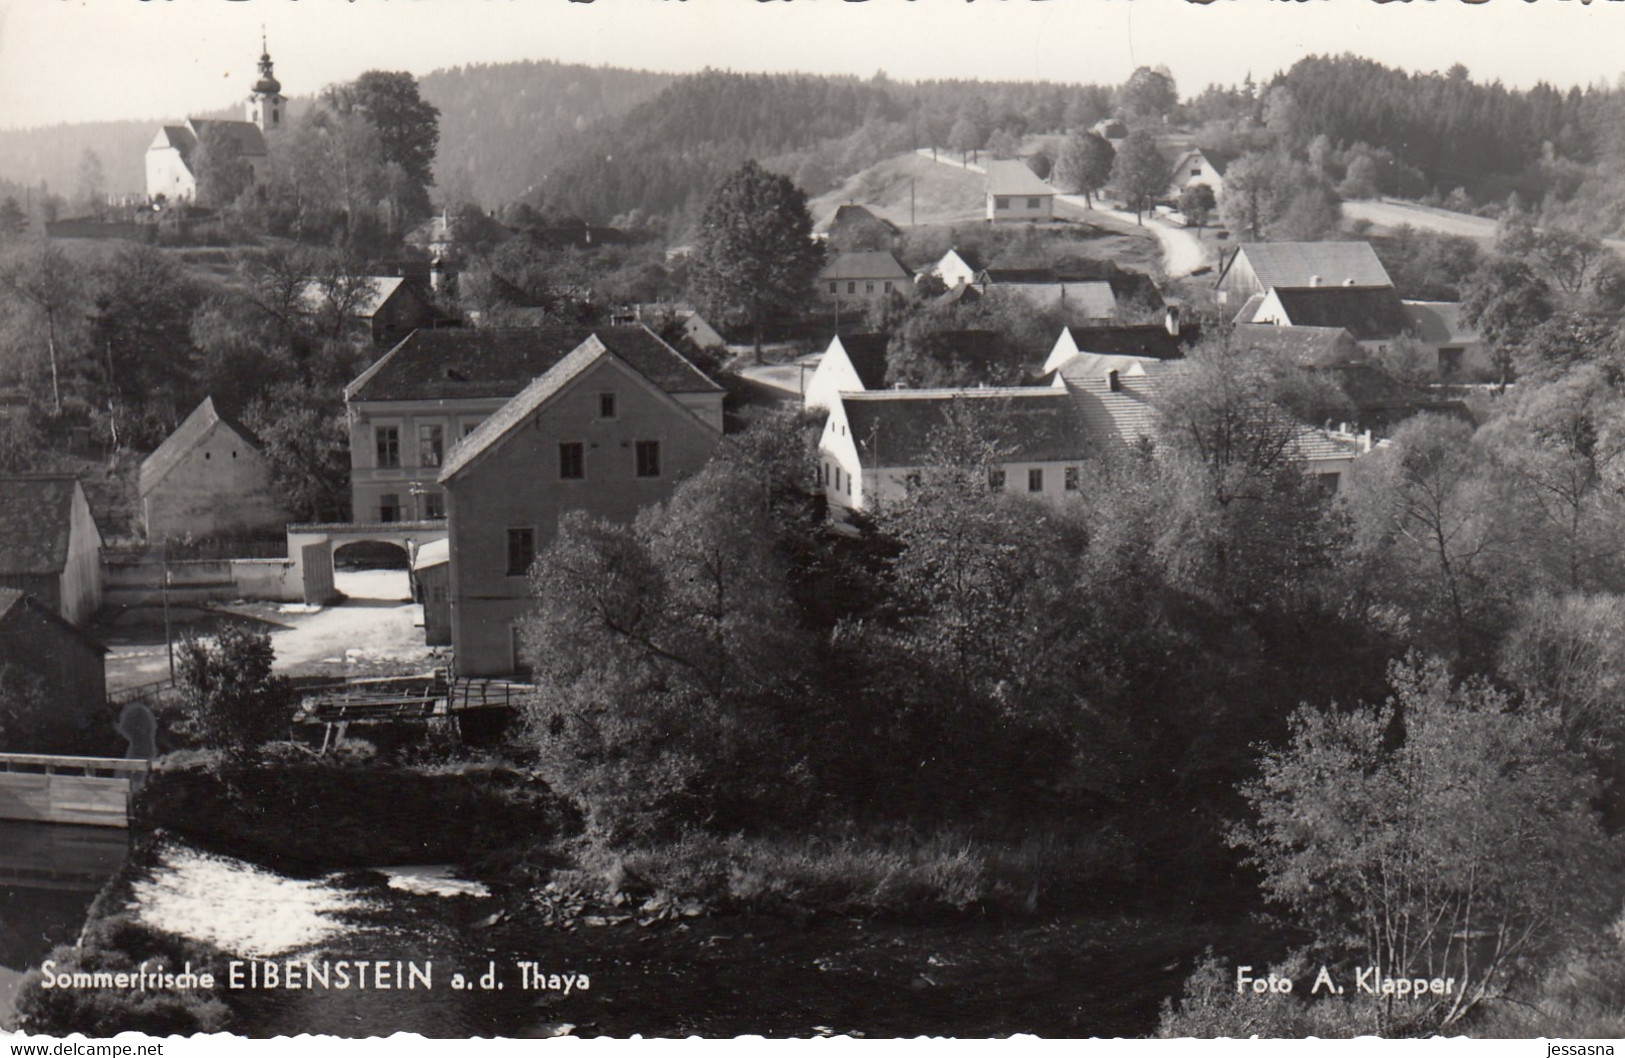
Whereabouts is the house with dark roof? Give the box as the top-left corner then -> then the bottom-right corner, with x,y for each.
0,588 -> 108,751
298,276 -> 439,346
1230,323 -> 1361,368
976,268 -> 1121,318
985,160 -> 1056,223
1167,148 -> 1234,199
138,397 -> 287,542
1042,309 -> 1199,374
345,325 -> 723,526
0,477 -> 102,626
803,334 -> 892,412
819,388 -> 1088,513
817,252 -> 912,305
1246,285 -> 1415,353
1402,300 -> 1492,380
1214,242 -> 1395,305
437,335 -> 723,677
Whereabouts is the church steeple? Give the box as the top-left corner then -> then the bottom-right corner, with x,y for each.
246,30 -> 286,132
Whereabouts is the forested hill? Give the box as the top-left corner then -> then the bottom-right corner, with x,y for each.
0,121 -> 157,200
418,61 -> 675,207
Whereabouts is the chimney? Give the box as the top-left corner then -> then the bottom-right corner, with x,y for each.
1343,277 -> 1356,286
1108,369 -> 1122,393
1309,275 -> 1323,288
1165,305 -> 1181,337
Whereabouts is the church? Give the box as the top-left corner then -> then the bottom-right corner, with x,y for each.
145,40 -> 286,204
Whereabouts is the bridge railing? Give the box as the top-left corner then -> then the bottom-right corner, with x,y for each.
0,753 -> 152,777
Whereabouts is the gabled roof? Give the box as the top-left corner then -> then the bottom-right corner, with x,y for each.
439,336 -> 718,483
985,160 -> 1055,197
841,388 -> 1085,469
1171,147 -> 1235,180
0,589 -> 107,654
1233,292 -> 1267,325
830,334 -> 892,390
139,396 -> 261,497
346,325 -> 722,404
411,539 -> 450,571
186,118 -> 268,158
298,277 -> 418,319
935,247 -> 985,274
982,274 -> 1117,317
1268,287 -> 1413,342
1231,323 -> 1357,366
1059,360 -> 1176,448
0,477 -> 93,577
1061,322 -> 1200,361
1227,242 -> 1394,291
1402,301 -> 1479,345
828,204 -> 900,236
818,251 -> 911,282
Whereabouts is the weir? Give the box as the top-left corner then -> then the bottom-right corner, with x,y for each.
0,754 -> 151,829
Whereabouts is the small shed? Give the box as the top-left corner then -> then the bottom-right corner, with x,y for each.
412,539 -> 451,646
0,588 -> 108,749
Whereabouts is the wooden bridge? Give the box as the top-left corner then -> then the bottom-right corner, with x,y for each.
294,671 -> 530,752
0,754 -> 150,829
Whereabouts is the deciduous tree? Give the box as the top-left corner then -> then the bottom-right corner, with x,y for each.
1053,131 -> 1115,209
1110,130 -> 1169,224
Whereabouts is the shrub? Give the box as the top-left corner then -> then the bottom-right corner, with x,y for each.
175,624 -> 292,754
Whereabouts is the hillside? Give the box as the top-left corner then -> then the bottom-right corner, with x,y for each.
808,154 -> 986,230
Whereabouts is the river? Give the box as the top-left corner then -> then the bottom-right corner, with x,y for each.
0,822 -> 131,1029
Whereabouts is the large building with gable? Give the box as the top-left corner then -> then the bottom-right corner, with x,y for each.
146,41 -> 286,203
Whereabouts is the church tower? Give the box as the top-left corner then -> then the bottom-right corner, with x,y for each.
246,33 -> 286,132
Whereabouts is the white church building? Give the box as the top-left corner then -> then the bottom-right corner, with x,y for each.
145,41 -> 286,204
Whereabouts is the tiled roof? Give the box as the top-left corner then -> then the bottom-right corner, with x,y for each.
1402,301 -> 1479,345
185,119 -> 269,158
1233,292 -> 1267,325
985,160 -> 1055,197
1269,287 -> 1413,341
439,340 -> 605,483
828,204 -> 900,235
985,276 -> 1116,318
819,252 -> 911,282
1063,322 -> 1198,360
1233,242 -> 1393,290
346,325 -> 722,403
841,388 -> 1085,469
139,397 -> 261,497
1231,323 -> 1357,366
1059,362 -> 1178,448
832,334 -> 892,390
0,477 -> 84,576
1288,428 -> 1360,463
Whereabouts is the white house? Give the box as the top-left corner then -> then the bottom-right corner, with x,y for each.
818,388 -> 1087,513
985,160 -> 1056,223
802,334 -> 892,412
1167,148 -> 1233,199
145,43 -> 285,203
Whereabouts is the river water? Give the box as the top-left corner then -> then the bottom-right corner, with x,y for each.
0,822 -> 131,1029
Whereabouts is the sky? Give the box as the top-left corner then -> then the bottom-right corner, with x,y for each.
0,0 -> 1622,131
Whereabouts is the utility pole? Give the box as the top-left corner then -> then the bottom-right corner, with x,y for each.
911,179 -> 916,228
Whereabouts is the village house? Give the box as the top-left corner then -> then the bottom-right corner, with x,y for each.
985,160 -> 1056,223
411,538 -> 451,647
923,248 -> 984,292
1167,147 -> 1233,199
1241,283 -> 1415,355
821,204 -> 902,251
299,276 -> 439,346
0,589 -> 108,750
817,251 -> 912,303
819,388 -> 1088,514
0,477 -> 102,627
978,267 -> 1163,319
138,396 -> 287,543
1213,241 -> 1394,305
1042,307 -> 1198,374
680,313 -> 727,353
437,333 -> 724,677
344,325 -> 724,526
1401,300 -> 1492,380
802,334 -> 892,412
145,43 -> 284,203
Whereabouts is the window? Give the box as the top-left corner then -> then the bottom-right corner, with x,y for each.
1027,197 -> 1042,209
847,281 -> 857,294
375,426 -> 400,468
423,491 -> 445,519
418,424 -> 444,468
834,466 -> 842,492
988,468 -> 1006,491
884,281 -> 893,292
1191,166 -> 1202,177
995,196 -> 1010,210
506,528 -> 536,576
559,442 -> 585,480
865,281 -> 875,294
1317,472 -> 1342,495
1028,468 -> 1044,493
828,281 -> 838,294
635,440 -> 661,478
379,494 -> 401,523
1064,466 -> 1080,491
599,392 -> 617,419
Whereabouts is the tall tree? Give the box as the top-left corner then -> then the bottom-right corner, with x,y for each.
191,127 -> 255,209
689,159 -> 822,361
0,198 -> 27,241
334,71 -> 440,227
1110,130 -> 1171,224
1177,182 -> 1217,232
1119,67 -> 1178,128
1052,131 -> 1115,209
